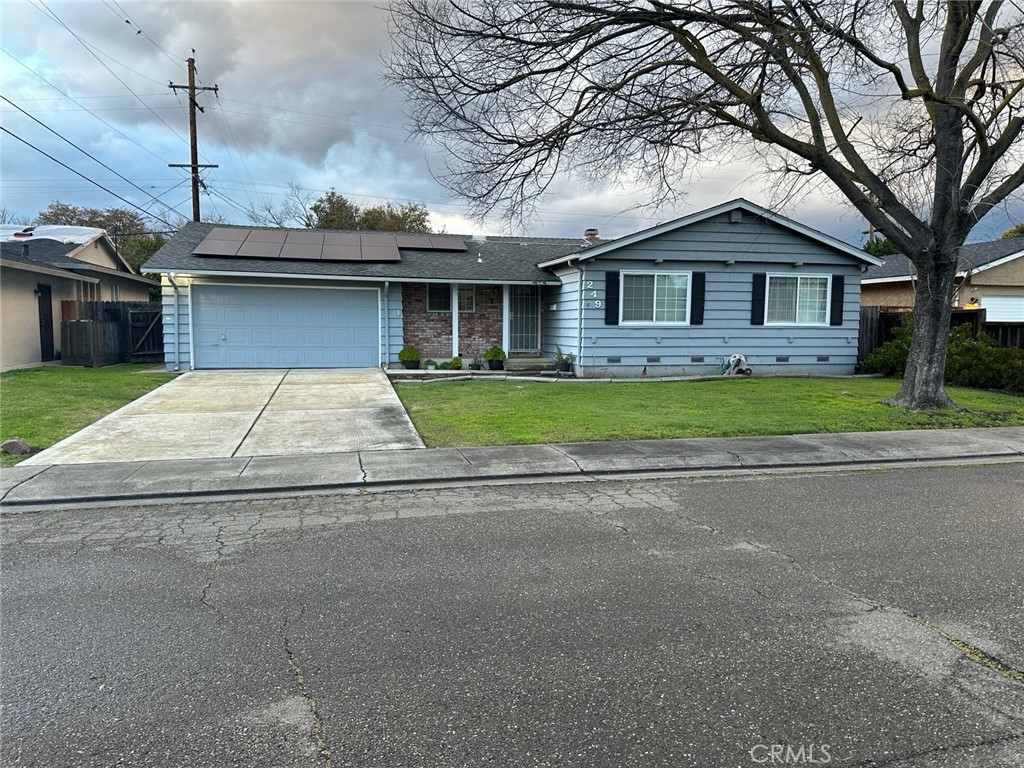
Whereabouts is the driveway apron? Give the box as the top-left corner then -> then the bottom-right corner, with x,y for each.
20,369 -> 424,466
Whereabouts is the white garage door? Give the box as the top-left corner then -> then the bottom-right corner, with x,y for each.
192,285 -> 379,369
982,295 -> 1024,322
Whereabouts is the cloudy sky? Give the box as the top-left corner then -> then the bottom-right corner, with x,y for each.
2,0 -> 1022,244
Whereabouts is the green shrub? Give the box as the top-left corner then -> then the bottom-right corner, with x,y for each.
450,356 -> 463,370
861,317 -> 912,376
483,346 -> 506,362
944,326 -> 1001,390
864,317 -> 1024,394
398,344 -> 420,362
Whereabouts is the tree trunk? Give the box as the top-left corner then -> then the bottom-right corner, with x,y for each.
889,257 -> 959,410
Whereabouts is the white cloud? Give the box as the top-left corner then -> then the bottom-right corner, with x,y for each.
1,1 -> 1020,242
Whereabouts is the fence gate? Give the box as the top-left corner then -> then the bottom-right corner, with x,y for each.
128,306 -> 163,362
60,301 -> 164,366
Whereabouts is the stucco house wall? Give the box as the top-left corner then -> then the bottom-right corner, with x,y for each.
0,267 -> 79,370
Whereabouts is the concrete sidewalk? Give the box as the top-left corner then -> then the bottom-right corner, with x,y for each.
2,427 -> 1022,510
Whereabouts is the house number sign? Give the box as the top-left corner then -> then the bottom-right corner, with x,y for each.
582,280 -> 603,309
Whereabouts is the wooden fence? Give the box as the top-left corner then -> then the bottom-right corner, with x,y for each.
60,301 -> 163,367
859,306 -> 1024,360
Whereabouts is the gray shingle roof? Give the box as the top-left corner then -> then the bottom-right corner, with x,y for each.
863,237 -> 1024,280
143,222 -> 590,283
1,239 -> 83,271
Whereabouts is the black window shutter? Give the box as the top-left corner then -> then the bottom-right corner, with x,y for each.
830,275 -> 845,326
604,271 -> 619,325
750,273 -> 766,325
690,272 -> 706,325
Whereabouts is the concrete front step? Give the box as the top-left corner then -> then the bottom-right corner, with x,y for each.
505,357 -> 555,372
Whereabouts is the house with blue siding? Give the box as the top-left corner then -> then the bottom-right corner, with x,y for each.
143,199 -> 879,376
539,199 -> 881,377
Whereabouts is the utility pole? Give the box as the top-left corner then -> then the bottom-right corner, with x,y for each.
169,56 -> 218,222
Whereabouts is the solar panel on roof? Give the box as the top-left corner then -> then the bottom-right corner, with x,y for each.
321,245 -> 362,261
246,230 -> 287,244
237,241 -> 284,258
192,228 -> 410,263
360,234 -> 396,247
361,245 -> 401,262
193,239 -> 242,256
280,243 -> 324,261
207,227 -> 250,242
395,235 -> 434,249
428,236 -> 467,251
285,231 -> 325,246
324,232 -> 361,246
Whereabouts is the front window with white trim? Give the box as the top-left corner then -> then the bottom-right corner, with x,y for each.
766,275 -> 830,325
621,272 -> 690,324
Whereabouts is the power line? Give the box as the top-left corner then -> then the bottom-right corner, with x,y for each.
30,0 -> 191,146
0,47 -> 179,167
1,94 -> 191,223
102,0 -> 186,73
1,126 -> 178,228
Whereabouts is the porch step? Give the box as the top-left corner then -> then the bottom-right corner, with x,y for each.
504,356 -> 555,374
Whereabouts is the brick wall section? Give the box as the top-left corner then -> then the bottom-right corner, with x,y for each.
402,283 -> 503,360
458,285 -> 503,359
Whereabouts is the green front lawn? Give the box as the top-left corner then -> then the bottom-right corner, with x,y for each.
0,364 -> 176,467
395,377 -> 1024,447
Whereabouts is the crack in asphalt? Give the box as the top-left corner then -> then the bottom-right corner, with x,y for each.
774,549 -> 1024,687
642,493 -> 1024,690
199,524 -> 229,619
281,604 -> 333,768
848,732 -> 1023,766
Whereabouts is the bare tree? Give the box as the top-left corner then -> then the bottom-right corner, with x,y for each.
0,208 -> 31,226
387,0 -> 1024,409
245,182 -> 319,228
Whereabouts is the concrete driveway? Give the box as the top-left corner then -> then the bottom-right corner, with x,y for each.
21,369 -> 424,466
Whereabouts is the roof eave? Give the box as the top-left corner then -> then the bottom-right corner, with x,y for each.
1,258 -> 100,282
155,267 -> 558,285
537,199 -> 884,268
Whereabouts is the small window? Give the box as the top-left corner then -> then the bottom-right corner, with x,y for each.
76,282 -> 97,302
427,284 -> 474,313
620,272 -> 690,324
766,275 -> 829,325
427,284 -> 450,312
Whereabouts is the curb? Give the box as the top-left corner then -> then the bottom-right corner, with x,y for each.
4,445 -> 1023,512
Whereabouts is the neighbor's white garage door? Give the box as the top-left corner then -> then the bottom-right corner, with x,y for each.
192,285 -> 379,368
982,295 -> 1024,322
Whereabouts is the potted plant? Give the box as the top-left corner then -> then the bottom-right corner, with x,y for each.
554,346 -> 575,373
425,359 -> 437,370
398,344 -> 421,369
468,356 -> 483,371
450,356 -> 463,370
484,345 -> 506,370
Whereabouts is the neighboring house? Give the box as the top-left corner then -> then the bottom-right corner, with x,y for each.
0,226 -> 158,370
861,237 -> 1024,321
143,199 -> 881,376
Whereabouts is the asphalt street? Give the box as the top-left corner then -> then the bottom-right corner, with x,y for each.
2,464 -> 1023,767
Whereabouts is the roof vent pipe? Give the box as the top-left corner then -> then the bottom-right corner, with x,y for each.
584,228 -> 599,242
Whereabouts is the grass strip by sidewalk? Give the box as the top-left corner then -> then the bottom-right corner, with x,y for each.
0,364 -> 176,467
395,377 -> 1024,447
